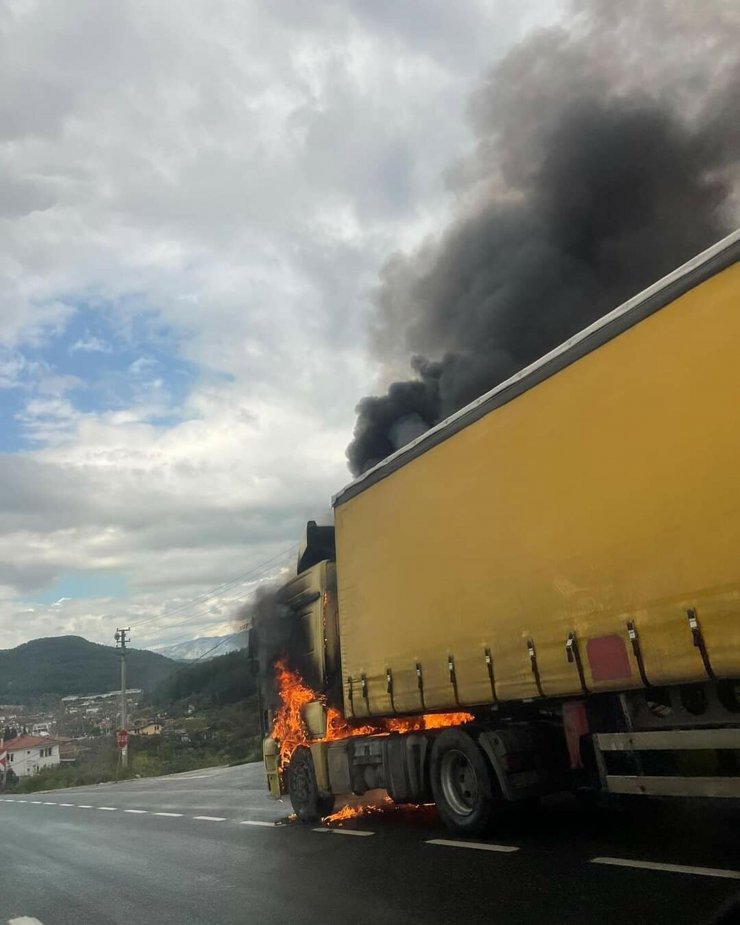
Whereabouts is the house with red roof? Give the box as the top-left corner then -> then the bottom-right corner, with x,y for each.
0,734 -> 61,779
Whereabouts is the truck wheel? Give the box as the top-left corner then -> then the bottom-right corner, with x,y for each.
288,746 -> 334,823
430,728 -> 500,836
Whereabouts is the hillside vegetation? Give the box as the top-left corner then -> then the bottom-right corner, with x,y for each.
6,648 -> 262,793
152,648 -> 256,708
0,635 -> 176,702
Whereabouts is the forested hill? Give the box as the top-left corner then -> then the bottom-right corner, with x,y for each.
152,649 -> 255,708
0,635 -> 176,703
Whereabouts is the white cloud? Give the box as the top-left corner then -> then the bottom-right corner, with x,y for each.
0,0 -> 563,650
70,335 -> 112,354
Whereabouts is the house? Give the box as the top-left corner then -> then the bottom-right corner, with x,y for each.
0,735 -> 61,778
131,721 -> 162,737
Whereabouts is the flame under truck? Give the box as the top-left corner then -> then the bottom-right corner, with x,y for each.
253,231 -> 740,835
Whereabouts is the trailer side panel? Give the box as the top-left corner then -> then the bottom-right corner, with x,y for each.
334,258 -> 740,717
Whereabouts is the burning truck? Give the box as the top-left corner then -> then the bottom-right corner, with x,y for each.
251,231 -> 740,835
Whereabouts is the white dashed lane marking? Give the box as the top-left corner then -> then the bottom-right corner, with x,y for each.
426,839 -> 519,853
3,798 -> 735,881
9,917 -> 47,924
591,857 -> 740,880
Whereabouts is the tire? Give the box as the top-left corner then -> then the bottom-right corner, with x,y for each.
288,746 -> 335,823
430,728 -> 501,836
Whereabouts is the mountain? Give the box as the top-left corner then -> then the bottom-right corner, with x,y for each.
152,631 -> 249,662
0,635 -> 177,703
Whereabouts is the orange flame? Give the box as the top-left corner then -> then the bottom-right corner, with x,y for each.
323,794 -> 437,826
325,802 -> 384,822
271,659 -> 473,770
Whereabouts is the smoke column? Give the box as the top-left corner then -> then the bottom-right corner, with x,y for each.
238,583 -> 292,712
347,0 -> 740,475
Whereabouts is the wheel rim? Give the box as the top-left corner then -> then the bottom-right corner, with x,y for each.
439,748 -> 480,817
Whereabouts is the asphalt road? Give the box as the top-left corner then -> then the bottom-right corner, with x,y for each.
2,763 -> 738,925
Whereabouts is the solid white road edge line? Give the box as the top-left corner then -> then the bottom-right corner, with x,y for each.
193,815 -> 226,821
426,839 -> 519,853
591,857 -> 740,880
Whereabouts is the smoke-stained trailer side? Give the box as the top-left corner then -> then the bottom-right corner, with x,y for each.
259,231 -> 740,834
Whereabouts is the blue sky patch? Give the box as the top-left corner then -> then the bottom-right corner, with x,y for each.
28,569 -> 129,605
0,298 -> 199,451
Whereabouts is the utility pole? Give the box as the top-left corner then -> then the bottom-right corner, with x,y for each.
114,628 -> 130,770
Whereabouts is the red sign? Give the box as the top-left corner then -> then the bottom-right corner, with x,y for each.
116,730 -> 129,749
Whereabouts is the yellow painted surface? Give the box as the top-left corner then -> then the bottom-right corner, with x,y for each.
335,262 -> 740,717
263,736 -> 282,796
279,561 -> 339,693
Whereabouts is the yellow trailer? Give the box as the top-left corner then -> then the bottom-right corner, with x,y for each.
258,231 -> 740,833
333,231 -> 740,716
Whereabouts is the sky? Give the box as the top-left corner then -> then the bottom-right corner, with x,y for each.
0,0 -> 563,651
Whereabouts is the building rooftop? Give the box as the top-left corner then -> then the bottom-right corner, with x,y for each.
0,735 -> 58,751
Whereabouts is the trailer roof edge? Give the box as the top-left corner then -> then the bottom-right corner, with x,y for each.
333,229 -> 740,508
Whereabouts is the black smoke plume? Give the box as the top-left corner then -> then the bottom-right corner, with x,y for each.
347,1 -> 740,475
239,583 -> 291,713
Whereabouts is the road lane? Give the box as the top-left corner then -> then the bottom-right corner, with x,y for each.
0,763 -> 290,822
2,763 -> 738,925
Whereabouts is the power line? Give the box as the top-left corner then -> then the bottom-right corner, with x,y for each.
135,545 -> 295,627
151,632 -> 238,692
140,563 -> 282,652
130,555 -> 293,644
147,581 -> 272,652
130,545 -> 296,631
130,567 -> 273,630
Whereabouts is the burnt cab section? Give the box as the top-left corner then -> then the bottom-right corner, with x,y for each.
277,548 -> 340,700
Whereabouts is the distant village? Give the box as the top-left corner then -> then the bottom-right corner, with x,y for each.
0,688 -> 170,782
